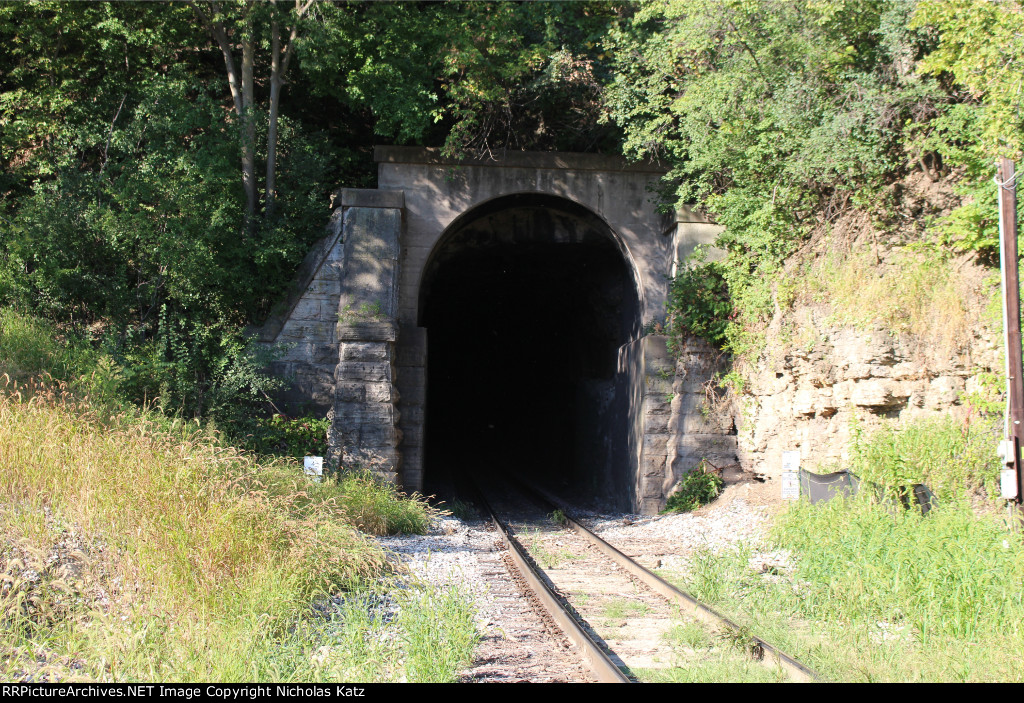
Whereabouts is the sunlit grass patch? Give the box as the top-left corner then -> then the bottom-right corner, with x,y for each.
657,496 -> 1024,682
632,618 -> 787,683
602,599 -> 649,620
0,385 -> 460,682
776,498 -> 1024,643
800,247 -> 977,363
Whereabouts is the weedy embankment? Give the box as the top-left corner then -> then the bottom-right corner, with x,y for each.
0,378 -> 474,682
659,416 -> 1024,682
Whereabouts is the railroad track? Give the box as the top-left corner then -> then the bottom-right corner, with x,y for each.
467,474 -> 820,684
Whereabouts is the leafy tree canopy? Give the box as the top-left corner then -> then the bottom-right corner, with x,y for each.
2,0 -> 1022,414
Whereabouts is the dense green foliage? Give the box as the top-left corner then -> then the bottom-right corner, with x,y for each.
0,1 -> 621,426
242,413 -> 330,459
607,0 -> 946,348
845,414 -> 1000,502
604,0 -> 1023,353
665,256 -> 732,349
1,0 -> 1021,413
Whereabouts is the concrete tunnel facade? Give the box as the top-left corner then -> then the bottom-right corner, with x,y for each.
259,147 -> 738,513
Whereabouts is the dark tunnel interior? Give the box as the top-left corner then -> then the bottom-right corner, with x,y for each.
420,195 -> 640,508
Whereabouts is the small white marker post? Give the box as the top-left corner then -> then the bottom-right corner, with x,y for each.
781,451 -> 800,501
304,455 -> 324,483
1000,440 -> 1018,500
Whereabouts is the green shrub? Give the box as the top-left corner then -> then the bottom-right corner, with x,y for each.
663,466 -> 724,513
666,256 -> 732,350
0,307 -> 285,425
846,415 -> 1000,503
238,414 -> 330,459
0,308 -> 97,382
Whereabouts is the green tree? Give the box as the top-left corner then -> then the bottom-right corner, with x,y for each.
605,0 -> 943,349
189,0 -> 321,226
910,0 -> 1024,253
435,1 -> 625,155
0,1 -> 635,420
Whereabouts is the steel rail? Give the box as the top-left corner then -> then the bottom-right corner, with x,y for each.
467,477 -> 632,684
516,479 -> 821,683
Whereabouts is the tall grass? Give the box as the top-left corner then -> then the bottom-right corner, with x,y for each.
0,384 -> 388,602
0,308 -> 121,405
658,487 -> 1024,679
308,586 -> 478,683
333,470 -> 433,536
777,498 -> 1024,642
0,308 -> 94,381
845,415 -> 1001,502
661,501 -> 1024,681
654,409 -> 1024,681
0,381 -> 466,682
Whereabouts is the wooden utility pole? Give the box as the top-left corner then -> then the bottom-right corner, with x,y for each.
998,158 -> 1024,510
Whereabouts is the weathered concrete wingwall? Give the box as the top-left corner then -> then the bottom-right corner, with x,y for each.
261,147 -> 736,513
261,189 -> 406,479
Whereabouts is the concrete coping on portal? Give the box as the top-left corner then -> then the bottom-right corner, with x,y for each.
374,145 -> 669,174
333,187 -> 405,210
337,322 -> 398,343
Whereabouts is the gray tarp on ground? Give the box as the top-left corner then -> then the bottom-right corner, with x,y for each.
798,469 -> 934,514
799,470 -> 861,504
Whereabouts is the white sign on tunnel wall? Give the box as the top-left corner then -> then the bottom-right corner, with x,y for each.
781,451 -> 800,501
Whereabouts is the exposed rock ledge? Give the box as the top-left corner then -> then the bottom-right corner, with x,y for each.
734,322 -> 1001,480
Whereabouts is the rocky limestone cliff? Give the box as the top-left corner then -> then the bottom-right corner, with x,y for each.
729,259 -> 1001,480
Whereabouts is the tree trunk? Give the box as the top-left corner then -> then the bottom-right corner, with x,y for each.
241,9 -> 257,227
191,1 -> 256,227
265,0 -> 311,220
266,19 -> 282,219
194,0 -> 313,230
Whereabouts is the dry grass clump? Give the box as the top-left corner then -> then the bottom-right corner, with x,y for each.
333,470 -> 435,536
0,380 -> 388,603
0,378 -> 400,680
800,247 -> 979,363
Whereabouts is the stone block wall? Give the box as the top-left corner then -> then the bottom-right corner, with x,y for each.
327,197 -> 404,478
260,149 -> 735,512
263,208 -> 346,414
261,190 -> 405,480
629,334 -> 740,514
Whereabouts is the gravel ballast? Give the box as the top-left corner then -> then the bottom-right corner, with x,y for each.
375,482 -> 786,681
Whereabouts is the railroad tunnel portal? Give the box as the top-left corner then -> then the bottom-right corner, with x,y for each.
420,195 -> 640,507
261,147 -> 737,514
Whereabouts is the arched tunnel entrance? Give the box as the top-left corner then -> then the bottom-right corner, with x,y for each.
419,194 -> 641,509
